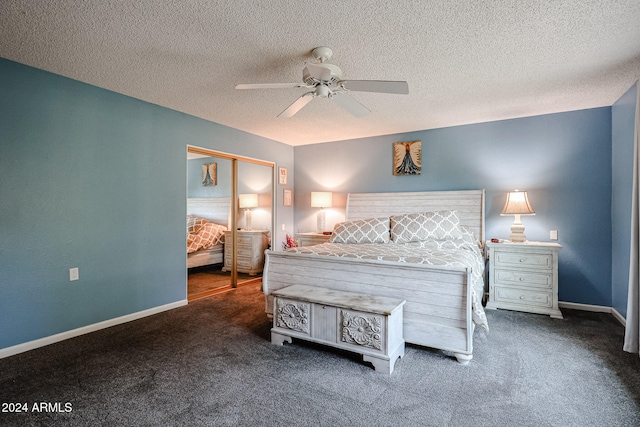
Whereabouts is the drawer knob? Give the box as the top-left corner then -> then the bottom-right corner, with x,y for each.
519,259 -> 525,262
519,295 -> 525,299
519,277 -> 524,281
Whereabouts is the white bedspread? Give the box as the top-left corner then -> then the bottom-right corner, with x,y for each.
285,239 -> 489,330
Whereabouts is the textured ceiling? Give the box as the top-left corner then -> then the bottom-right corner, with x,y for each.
2,1 -> 640,146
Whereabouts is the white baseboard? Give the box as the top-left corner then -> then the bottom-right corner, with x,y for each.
558,301 -> 627,326
611,308 -> 627,327
558,301 -> 612,313
0,299 -> 188,360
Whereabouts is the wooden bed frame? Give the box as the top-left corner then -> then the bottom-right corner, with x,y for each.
262,190 -> 485,364
187,197 -> 231,268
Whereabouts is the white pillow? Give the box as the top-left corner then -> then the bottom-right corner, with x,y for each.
390,210 -> 463,243
329,217 -> 390,244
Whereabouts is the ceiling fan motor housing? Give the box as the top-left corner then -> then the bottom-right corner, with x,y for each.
303,63 -> 343,86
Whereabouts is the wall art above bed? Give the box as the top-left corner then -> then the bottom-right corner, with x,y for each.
393,140 -> 421,176
202,162 -> 217,186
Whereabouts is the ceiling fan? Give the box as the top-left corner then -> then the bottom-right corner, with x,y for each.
235,47 -> 409,118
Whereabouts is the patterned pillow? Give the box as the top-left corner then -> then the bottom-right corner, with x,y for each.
329,217 -> 390,244
187,222 -> 227,253
187,215 -> 209,234
390,210 -> 463,243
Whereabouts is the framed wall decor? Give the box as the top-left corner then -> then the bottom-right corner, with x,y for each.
278,167 -> 288,185
202,162 -> 217,186
283,189 -> 292,207
393,140 -> 422,176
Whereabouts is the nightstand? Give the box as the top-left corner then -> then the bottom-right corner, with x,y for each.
295,232 -> 332,247
222,230 -> 270,275
486,241 -> 563,319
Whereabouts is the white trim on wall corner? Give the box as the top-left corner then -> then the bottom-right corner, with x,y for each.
0,299 -> 188,360
558,301 -> 626,327
611,308 -> 626,327
558,301 -> 612,313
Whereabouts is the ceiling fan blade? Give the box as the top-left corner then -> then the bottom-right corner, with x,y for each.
340,80 -> 409,94
235,83 -> 307,90
278,92 -> 315,118
332,92 -> 370,117
303,63 -> 332,81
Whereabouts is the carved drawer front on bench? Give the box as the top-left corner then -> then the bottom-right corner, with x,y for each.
271,285 -> 405,374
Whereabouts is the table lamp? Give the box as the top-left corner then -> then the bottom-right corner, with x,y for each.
239,193 -> 258,230
501,189 -> 535,242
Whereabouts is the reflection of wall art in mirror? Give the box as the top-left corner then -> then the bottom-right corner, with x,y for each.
283,189 -> 292,207
393,141 -> 421,176
279,167 -> 288,185
202,162 -> 217,186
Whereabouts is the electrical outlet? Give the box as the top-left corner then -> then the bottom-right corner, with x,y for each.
69,267 -> 79,281
550,230 -> 558,241
282,224 -> 286,231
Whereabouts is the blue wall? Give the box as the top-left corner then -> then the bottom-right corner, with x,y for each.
0,58 -> 293,350
611,82 -> 638,317
294,108 -> 613,307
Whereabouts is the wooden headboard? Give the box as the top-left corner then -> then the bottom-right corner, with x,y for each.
187,197 -> 231,227
346,190 -> 485,244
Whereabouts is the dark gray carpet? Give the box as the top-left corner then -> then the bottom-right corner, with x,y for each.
1,282 -> 639,426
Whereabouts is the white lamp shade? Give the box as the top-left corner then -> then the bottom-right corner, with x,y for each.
311,192 -> 332,208
501,190 -> 535,216
239,193 -> 258,209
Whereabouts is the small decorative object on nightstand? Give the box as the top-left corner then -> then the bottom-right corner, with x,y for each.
295,232 -> 332,247
486,240 -> 563,318
222,230 -> 270,275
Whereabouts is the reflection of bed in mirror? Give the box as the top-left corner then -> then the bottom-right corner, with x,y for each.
187,197 -> 231,268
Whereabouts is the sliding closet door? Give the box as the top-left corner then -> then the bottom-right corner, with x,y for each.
187,152 -> 234,293
187,146 -> 274,294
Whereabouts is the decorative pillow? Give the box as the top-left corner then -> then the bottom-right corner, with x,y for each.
329,217 -> 390,244
199,223 -> 227,249
187,215 -> 209,234
187,222 -> 227,253
390,210 -> 463,243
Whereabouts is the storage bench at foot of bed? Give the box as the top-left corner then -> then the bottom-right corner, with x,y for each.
271,285 -> 405,374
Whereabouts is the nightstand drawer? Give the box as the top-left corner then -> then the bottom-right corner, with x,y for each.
494,251 -> 552,270
494,269 -> 552,289
494,286 -> 552,308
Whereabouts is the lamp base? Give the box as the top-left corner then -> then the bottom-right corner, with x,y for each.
509,215 -> 526,242
245,210 -> 253,230
316,210 -> 326,233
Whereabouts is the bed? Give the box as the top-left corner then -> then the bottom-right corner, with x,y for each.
187,197 -> 231,269
262,190 -> 487,364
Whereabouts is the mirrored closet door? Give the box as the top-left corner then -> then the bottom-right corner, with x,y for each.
186,146 -> 274,300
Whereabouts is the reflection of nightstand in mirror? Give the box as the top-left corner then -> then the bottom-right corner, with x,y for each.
295,232 -> 332,247
222,230 -> 270,275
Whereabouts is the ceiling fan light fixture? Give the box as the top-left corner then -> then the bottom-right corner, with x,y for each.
315,85 -> 330,98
